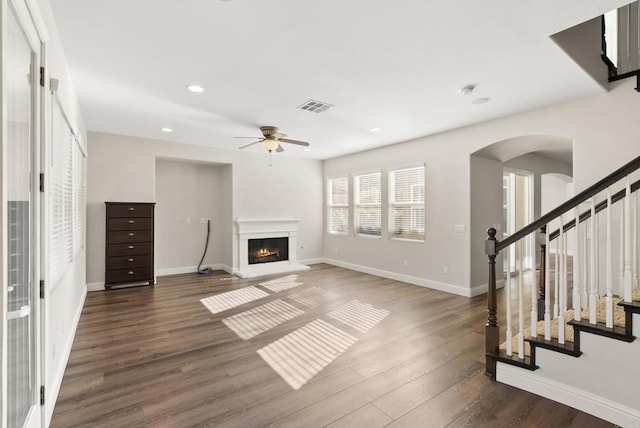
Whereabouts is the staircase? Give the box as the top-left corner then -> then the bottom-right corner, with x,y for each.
484,155 -> 640,427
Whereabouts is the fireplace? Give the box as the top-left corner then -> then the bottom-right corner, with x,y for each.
235,217 -> 310,278
248,237 -> 289,265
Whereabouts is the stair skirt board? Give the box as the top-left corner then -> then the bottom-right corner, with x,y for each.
497,363 -> 640,428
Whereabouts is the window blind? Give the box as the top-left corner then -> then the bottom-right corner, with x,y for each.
355,172 -> 381,237
390,166 -> 425,241
327,177 -> 349,234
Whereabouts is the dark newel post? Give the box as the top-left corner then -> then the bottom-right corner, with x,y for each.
537,225 -> 546,321
485,227 -> 499,379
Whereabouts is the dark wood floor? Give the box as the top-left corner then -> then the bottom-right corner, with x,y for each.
50,264 -> 613,427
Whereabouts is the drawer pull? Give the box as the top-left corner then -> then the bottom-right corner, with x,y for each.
128,232 -> 135,237
128,220 -> 135,224
128,245 -> 135,249
128,258 -> 134,262
128,271 -> 134,275
129,207 -> 135,211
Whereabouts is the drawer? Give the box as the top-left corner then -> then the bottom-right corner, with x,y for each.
106,255 -> 152,270
108,230 -> 152,244
106,267 -> 153,284
107,243 -> 152,257
106,203 -> 154,218
108,217 -> 152,231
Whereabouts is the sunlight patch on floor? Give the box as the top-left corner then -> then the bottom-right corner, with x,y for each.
200,286 -> 269,314
327,300 -> 389,333
288,287 -> 333,308
222,299 -> 304,340
259,275 -> 303,292
257,319 -> 357,390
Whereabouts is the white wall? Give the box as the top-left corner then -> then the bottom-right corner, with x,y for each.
86,132 -> 323,286
155,160 -> 227,274
0,0 -> 89,425
323,78 -> 640,295
541,173 -> 573,215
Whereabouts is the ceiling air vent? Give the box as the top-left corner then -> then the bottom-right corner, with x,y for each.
297,99 -> 333,113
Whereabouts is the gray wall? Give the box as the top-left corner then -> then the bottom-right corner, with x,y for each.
155,160 -> 227,273
86,132 -> 323,286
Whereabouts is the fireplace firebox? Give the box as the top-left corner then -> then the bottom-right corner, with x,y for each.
248,237 -> 289,265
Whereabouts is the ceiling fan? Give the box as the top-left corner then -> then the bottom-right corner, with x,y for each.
235,126 -> 310,153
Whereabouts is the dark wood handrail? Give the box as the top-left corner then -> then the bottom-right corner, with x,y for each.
547,178 -> 640,241
496,155 -> 640,252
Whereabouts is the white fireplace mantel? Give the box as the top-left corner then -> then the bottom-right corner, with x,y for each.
234,217 -> 310,278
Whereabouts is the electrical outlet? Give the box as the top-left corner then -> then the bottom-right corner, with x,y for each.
403,260 -> 409,267
185,217 -> 191,224
200,217 -> 207,224
443,265 -> 449,274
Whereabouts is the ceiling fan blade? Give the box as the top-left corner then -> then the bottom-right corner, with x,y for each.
234,136 -> 263,139
279,138 -> 310,147
238,140 -> 263,149
273,132 -> 288,138
276,143 -> 284,153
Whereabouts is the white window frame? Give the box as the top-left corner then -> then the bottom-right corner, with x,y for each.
327,176 -> 349,235
389,165 -> 425,242
354,171 -> 382,238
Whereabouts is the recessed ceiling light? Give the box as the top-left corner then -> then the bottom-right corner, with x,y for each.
459,85 -> 475,96
369,127 -> 381,132
187,84 -> 204,93
161,127 -> 173,133
472,97 -> 490,105
304,148 -> 311,152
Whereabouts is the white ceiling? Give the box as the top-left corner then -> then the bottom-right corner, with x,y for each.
48,0 -> 629,160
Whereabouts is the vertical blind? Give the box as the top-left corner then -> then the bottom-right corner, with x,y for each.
328,177 -> 349,234
355,172 -> 381,236
50,97 -> 86,284
390,166 -> 425,240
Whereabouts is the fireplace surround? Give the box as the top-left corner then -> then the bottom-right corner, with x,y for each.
235,218 -> 310,278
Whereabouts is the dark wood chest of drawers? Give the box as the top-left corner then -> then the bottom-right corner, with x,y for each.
105,202 -> 155,289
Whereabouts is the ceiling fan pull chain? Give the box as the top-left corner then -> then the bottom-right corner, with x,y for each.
269,151 -> 273,167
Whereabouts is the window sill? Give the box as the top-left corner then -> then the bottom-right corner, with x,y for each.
328,232 -> 349,236
357,234 -> 382,239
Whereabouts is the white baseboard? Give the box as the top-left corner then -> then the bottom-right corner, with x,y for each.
87,281 -> 105,292
46,286 -> 87,426
497,363 -> 640,427
156,263 -> 225,277
299,258 -> 325,265
321,257 -> 474,297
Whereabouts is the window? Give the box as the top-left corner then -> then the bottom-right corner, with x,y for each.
390,166 -> 425,241
355,172 -> 381,237
327,177 -> 349,234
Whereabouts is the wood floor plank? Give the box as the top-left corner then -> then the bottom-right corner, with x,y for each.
49,265 -> 615,428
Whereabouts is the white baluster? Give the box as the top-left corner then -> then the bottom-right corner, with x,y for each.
554,229 -> 559,319
624,176 -> 633,302
531,231 -> 538,338
545,227 -> 552,340
634,191 -> 639,288
573,206 -> 582,321
506,243 -> 513,356
590,199 -> 598,325
518,240 -> 525,358
620,204 -> 625,296
558,222 -> 566,344
606,188 -> 614,328
582,209 -> 589,306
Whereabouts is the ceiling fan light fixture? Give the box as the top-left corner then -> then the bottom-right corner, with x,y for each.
262,139 -> 279,151
161,127 -> 173,133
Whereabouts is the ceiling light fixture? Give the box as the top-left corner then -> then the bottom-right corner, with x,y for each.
161,127 -> 173,133
472,97 -> 491,105
187,84 -> 204,93
369,127 -> 381,132
459,84 -> 475,96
